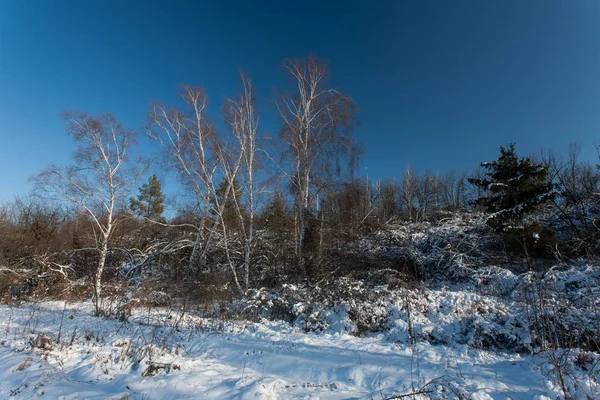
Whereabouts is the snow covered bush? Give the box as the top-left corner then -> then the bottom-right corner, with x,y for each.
246,280 -> 391,334
352,211 -> 507,281
245,262 -> 600,361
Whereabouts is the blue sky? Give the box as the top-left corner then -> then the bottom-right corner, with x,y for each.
1,0 -> 600,202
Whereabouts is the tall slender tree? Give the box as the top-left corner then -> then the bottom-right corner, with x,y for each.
146,87 -> 222,272
223,72 -> 261,291
147,86 -> 246,292
32,112 -> 144,315
277,56 -> 356,270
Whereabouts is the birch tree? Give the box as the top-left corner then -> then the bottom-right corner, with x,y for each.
223,72 -> 260,291
378,179 -> 399,223
147,86 -> 246,292
438,171 -> 467,211
277,56 -> 356,268
146,87 -> 220,272
401,166 -> 420,222
32,112 -> 143,315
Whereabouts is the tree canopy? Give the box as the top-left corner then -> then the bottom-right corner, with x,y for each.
130,174 -> 165,221
468,143 -> 555,232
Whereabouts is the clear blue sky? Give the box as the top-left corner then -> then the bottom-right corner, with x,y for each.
1,0 -> 600,202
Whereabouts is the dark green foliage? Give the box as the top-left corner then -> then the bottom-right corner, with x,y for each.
469,144 -> 556,268
130,174 -> 165,221
213,176 -> 245,230
263,192 -> 290,238
468,144 -> 555,232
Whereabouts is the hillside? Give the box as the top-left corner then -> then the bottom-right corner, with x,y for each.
0,216 -> 598,399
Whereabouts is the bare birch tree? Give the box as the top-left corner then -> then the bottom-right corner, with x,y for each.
147,86 -> 246,293
223,72 -> 261,291
277,56 -> 356,268
146,87 -> 220,272
437,171 -> 467,211
416,170 -> 435,222
378,178 -> 399,223
401,166 -> 420,222
31,112 -> 143,315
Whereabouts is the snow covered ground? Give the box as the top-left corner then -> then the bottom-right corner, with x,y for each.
0,300 -> 573,399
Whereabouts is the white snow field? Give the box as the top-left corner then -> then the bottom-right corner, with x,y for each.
0,300 -> 572,400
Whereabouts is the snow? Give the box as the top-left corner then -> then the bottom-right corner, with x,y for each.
1,214 -> 598,398
0,300 -> 572,399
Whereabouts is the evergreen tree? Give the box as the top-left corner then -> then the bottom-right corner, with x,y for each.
213,176 -> 245,230
130,174 -> 165,221
469,144 -> 555,267
469,144 -> 554,229
264,192 -> 290,238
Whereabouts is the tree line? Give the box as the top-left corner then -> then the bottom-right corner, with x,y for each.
1,56 -> 599,315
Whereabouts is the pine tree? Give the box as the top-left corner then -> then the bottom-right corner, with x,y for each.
469,144 -> 555,268
213,176 -> 245,230
130,174 -> 165,221
264,192 -> 290,238
469,144 -> 554,228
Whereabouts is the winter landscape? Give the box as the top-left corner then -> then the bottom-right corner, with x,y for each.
1,210 -> 598,399
2,2 -> 600,399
